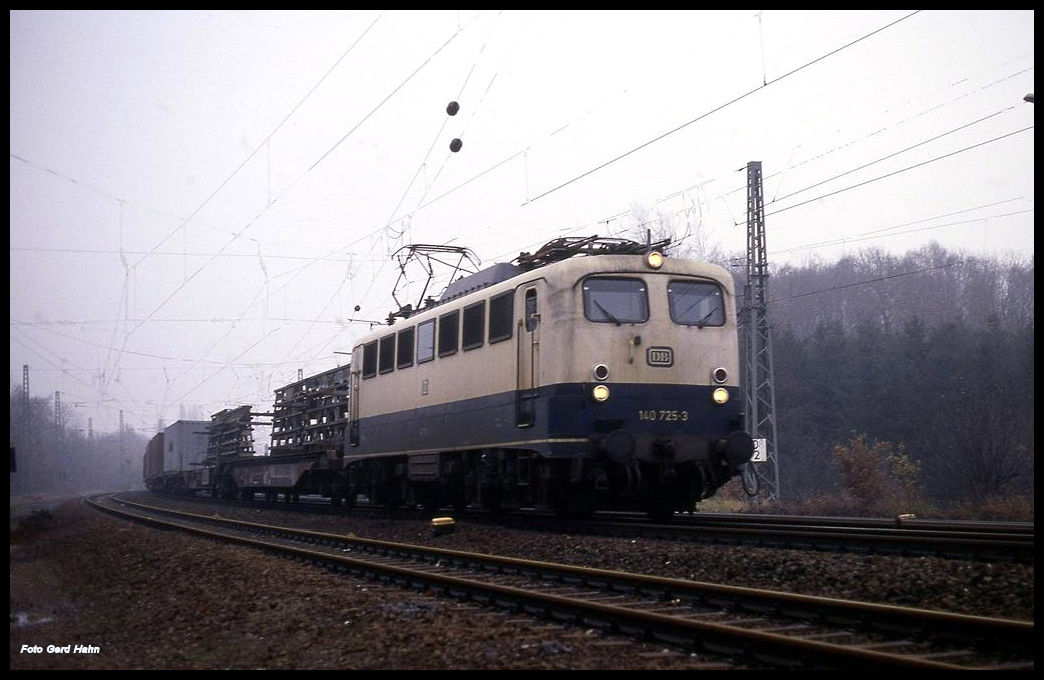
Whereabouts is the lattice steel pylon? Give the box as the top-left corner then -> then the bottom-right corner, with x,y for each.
21,365 -> 30,491
741,161 -> 781,502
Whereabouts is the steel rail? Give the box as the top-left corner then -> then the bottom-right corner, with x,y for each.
91,494 -> 1034,670
541,513 -> 1035,563
127,491 -> 1035,563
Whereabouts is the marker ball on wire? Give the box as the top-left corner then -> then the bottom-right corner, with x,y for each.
446,101 -> 460,116
450,138 -> 463,153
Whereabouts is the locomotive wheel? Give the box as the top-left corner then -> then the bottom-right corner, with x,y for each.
381,480 -> 404,509
415,483 -> 441,512
646,499 -> 675,523
481,484 -> 505,514
451,489 -> 468,513
443,461 -> 468,512
550,481 -> 594,519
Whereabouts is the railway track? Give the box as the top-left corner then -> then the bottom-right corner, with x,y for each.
90,493 -> 1034,670
551,511 -> 1036,563
129,490 -> 1034,563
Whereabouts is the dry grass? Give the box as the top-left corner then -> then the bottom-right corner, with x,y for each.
700,477 -> 1034,521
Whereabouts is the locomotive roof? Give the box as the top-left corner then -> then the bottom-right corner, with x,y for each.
354,251 -> 733,348
439,261 -> 521,303
436,235 -> 674,306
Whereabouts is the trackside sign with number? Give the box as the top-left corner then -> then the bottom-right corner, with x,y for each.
751,438 -> 767,462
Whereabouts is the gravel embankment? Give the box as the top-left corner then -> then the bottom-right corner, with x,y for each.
10,493 -> 1034,670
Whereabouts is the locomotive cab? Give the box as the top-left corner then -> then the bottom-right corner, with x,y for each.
344,239 -> 752,520
531,253 -> 753,518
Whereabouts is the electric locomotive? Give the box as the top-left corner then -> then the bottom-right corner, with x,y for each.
345,237 -> 753,519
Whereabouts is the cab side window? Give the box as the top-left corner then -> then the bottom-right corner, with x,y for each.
524,289 -> 539,332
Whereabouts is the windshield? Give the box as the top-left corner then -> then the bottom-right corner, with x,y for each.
582,277 -> 648,325
668,280 -> 725,326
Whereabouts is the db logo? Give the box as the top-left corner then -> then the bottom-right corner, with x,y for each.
646,347 -> 674,367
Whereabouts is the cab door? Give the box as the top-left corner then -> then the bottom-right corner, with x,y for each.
348,348 -> 361,447
516,286 -> 540,426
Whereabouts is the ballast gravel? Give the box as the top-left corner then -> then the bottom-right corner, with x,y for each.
9,493 -> 1034,670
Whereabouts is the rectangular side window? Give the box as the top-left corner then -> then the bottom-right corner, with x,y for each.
416,319 -> 435,364
438,310 -> 459,357
462,301 -> 485,351
488,291 -> 513,343
397,327 -> 415,369
379,334 -> 395,374
362,341 -> 378,378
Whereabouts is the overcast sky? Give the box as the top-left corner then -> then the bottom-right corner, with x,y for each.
10,10 -> 1035,438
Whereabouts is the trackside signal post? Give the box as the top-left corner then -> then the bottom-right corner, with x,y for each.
742,161 -> 781,502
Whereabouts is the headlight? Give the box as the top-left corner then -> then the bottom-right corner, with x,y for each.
592,363 -> 610,381
712,367 -> 728,384
645,251 -> 664,269
592,384 -> 611,402
712,387 -> 729,405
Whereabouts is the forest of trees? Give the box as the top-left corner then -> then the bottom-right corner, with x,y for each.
738,243 -> 1034,515
9,389 -> 148,496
